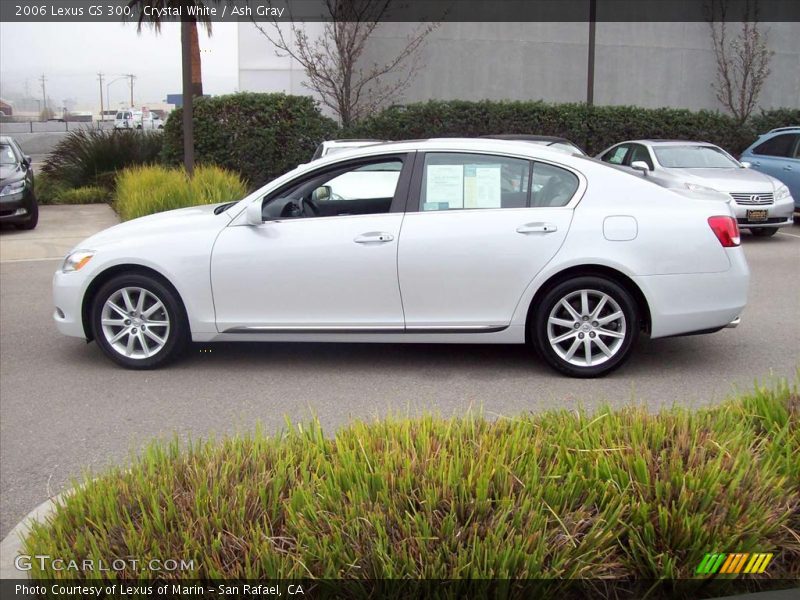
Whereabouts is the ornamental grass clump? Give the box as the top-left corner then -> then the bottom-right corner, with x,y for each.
23,381 -> 800,583
114,164 -> 247,221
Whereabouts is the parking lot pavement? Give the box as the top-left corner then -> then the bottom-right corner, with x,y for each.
0,204 -> 119,261
1,220 -> 799,538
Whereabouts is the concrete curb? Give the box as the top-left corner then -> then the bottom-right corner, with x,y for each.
0,491 -> 70,580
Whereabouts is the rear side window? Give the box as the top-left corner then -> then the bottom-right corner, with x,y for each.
531,162 -> 580,207
753,133 -> 798,158
419,153 -> 531,211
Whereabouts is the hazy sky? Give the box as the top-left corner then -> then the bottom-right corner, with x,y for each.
0,21 -> 239,110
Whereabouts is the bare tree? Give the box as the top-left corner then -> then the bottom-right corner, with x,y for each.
252,1 -> 439,126
706,0 -> 774,123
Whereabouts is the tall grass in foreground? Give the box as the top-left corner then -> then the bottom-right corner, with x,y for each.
23,382 -> 799,585
114,164 -> 247,221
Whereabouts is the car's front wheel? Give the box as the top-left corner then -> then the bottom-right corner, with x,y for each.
91,273 -> 188,369
750,227 -> 778,237
532,276 -> 639,378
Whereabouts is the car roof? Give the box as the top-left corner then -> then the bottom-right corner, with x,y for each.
0,136 -> 11,144
618,140 -> 718,147
323,139 -> 386,146
481,134 -> 575,144
766,126 -> 799,134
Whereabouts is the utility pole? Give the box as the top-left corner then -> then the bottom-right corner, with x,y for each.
586,0 -> 597,106
97,72 -> 105,122
126,74 -> 136,107
39,74 -> 47,117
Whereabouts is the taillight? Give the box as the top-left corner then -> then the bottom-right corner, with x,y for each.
708,216 -> 741,247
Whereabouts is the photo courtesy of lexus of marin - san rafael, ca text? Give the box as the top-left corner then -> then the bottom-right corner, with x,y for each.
0,1 -> 799,599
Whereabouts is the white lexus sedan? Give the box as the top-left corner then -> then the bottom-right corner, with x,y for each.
53,139 -> 749,377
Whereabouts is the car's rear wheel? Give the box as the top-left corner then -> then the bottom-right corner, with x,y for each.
750,227 -> 778,237
532,276 -> 639,378
91,273 -> 188,369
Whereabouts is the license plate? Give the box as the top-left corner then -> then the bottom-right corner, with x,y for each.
747,209 -> 768,222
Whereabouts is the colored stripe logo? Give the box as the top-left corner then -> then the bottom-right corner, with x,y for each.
696,553 -> 773,575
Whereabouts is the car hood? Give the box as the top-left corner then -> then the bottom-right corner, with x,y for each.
77,203 -> 229,249
664,167 -> 776,192
0,165 -> 23,183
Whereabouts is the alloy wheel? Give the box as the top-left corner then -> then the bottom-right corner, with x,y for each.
100,287 -> 171,359
546,289 -> 626,367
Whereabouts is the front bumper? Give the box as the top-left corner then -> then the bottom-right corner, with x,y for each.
732,195 -> 794,228
0,191 -> 32,221
53,269 -> 89,338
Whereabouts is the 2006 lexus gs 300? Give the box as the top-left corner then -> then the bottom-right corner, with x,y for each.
53,139 -> 749,377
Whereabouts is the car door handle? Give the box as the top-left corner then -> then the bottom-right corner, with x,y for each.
783,165 -> 793,171
516,222 -> 558,234
354,232 -> 394,244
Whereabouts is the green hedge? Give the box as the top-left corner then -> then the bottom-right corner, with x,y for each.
22,381 -> 800,585
162,92 -> 338,189
348,101 -> 800,156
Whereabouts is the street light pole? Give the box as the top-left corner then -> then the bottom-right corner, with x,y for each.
587,0 -> 597,106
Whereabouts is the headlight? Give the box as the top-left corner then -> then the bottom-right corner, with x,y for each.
0,180 -> 25,196
775,184 -> 791,201
61,250 -> 95,273
685,182 -> 720,193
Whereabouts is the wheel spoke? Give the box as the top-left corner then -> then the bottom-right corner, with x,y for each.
551,330 -> 578,344
583,338 -> 593,366
121,289 -> 135,313
109,328 -> 129,344
580,291 -> 589,316
595,336 -> 613,357
560,299 -> 581,321
146,320 -> 169,327
590,296 -> 608,320
598,311 -> 623,326
137,332 -> 150,358
135,289 -> 147,314
597,328 -> 624,339
548,316 -> 575,328
102,318 -> 126,327
143,300 -> 164,318
125,333 -> 135,356
107,302 -> 128,319
563,337 -> 582,360
143,329 -> 165,347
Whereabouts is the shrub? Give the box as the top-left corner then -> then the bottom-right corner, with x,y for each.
33,172 -> 68,204
52,185 -> 110,205
42,128 -> 163,189
162,92 -> 338,188
749,108 -> 800,136
114,164 -> 247,221
22,381 -> 799,588
348,102 -> 799,156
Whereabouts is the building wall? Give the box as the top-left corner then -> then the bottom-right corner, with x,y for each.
237,21 -> 800,117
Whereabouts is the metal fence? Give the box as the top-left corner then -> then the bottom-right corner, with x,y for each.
0,121 -> 115,134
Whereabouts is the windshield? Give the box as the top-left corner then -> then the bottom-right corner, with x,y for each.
0,144 -> 18,166
654,146 -> 739,168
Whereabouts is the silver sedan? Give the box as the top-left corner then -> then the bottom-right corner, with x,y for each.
596,140 -> 794,237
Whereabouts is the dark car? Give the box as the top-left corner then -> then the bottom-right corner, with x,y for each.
0,136 -> 38,230
482,134 -> 586,156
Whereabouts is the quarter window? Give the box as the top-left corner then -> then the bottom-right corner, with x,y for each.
419,153 -> 531,211
753,133 -> 798,158
603,145 -> 630,165
531,162 -> 580,207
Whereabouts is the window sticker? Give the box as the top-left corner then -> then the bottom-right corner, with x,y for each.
426,164 -> 464,209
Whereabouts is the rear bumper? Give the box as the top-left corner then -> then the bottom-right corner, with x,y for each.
634,248 -> 749,339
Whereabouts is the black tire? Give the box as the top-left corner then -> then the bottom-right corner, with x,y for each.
750,227 -> 778,237
91,273 -> 189,369
15,201 -> 38,230
532,276 -> 640,378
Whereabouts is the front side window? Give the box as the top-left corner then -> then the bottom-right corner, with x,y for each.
753,133 -> 798,158
602,145 -> 630,165
627,144 -> 654,169
419,153 -> 531,211
262,157 -> 404,220
654,145 -> 739,168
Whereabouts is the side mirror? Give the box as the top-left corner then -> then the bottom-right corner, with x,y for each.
312,185 -> 332,202
630,161 -> 651,175
741,161 -> 752,169
23,155 -> 32,167
246,200 -> 263,225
